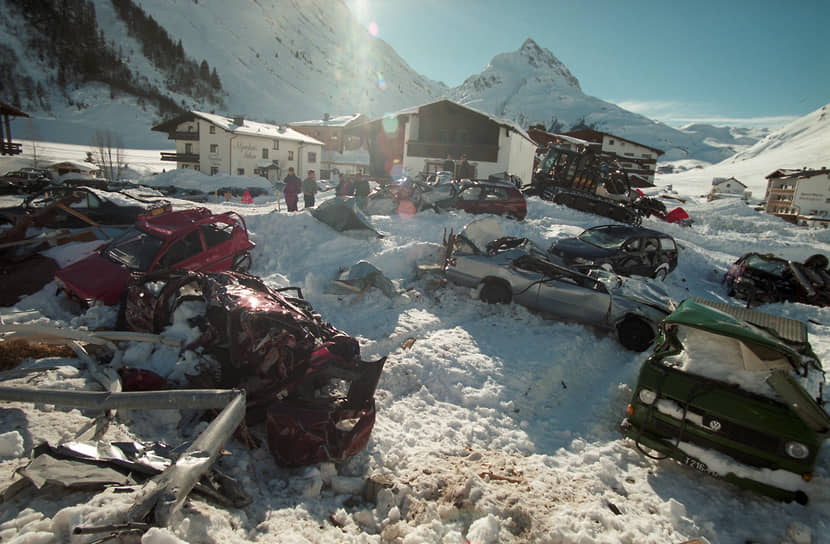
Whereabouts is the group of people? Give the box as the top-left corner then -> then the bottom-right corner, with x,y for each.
281,167 -> 370,211
442,153 -> 475,180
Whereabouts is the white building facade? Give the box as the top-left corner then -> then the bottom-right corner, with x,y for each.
709,177 -> 749,201
153,111 -> 324,183
764,168 -> 830,225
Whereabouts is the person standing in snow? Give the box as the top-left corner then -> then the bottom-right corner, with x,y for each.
302,169 -> 318,209
336,175 -> 354,197
458,154 -> 475,180
283,167 -> 301,212
442,153 -> 455,176
353,173 -> 370,210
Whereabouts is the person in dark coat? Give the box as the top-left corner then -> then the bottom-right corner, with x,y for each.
353,173 -> 371,210
442,154 -> 455,175
302,169 -> 318,208
458,155 -> 475,180
283,167 -> 301,212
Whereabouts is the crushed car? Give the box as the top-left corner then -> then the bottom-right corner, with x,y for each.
443,218 -> 672,351
550,224 -> 678,280
366,177 -> 527,220
622,297 -> 829,504
55,207 -> 254,305
0,186 -> 171,229
120,269 -> 386,466
724,252 -> 830,307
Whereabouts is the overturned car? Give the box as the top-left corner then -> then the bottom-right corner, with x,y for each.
121,269 -> 386,466
623,298 -> 829,504
724,252 -> 830,307
443,218 -> 672,351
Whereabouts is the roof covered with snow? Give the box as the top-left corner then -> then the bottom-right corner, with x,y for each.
152,111 -> 324,146
289,114 -> 366,128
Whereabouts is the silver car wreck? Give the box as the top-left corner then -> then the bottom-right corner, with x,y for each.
443,218 -> 673,351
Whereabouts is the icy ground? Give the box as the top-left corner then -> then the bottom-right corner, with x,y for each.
1,177 -> 830,543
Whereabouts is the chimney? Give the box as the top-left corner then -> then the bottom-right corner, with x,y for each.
233,115 -> 245,126
323,113 -> 330,122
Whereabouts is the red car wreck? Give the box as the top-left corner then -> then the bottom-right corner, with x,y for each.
121,270 -> 386,466
55,207 -> 254,305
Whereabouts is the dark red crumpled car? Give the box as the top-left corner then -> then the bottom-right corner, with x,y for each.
121,270 -> 386,466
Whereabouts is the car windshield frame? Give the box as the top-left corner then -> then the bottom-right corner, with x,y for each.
577,227 -> 628,250
102,226 -> 165,271
744,254 -> 788,278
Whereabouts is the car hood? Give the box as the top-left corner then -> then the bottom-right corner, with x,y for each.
609,275 -> 673,313
55,252 -> 131,305
552,238 -> 615,260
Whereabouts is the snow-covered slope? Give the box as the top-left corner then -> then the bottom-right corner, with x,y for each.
5,1 -> 766,160
661,102 -> 830,197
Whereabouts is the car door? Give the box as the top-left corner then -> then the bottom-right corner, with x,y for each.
640,237 -> 661,275
617,237 -> 643,275
535,265 -> 611,324
197,220 -> 240,271
153,229 -> 205,271
454,186 -> 483,215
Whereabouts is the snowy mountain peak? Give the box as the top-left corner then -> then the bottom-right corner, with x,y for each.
514,38 -> 580,90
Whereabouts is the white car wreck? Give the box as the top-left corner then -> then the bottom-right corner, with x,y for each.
443,218 -> 673,351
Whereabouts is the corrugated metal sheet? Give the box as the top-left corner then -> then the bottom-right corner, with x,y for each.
690,297 -> 807,345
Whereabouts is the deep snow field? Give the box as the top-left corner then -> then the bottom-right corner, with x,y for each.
1,167 -> 830,543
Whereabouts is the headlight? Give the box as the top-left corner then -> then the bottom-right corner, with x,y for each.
638,388 -> 657,405
785,441 -> 810,459
574,257 -> 594,265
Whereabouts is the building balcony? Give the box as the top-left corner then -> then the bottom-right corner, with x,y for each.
406,141 -> 498,162
0,141 -> 22,155
160,152 -> 200,163
168,131 -> 200,141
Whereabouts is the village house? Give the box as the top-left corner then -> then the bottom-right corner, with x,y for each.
1,102 -> 29,156
708,177 -> 749,201
526,126 -> 663,187
764,167 -> 830,226
152,111 -> 324,183
563,129 -> 664,187
348,99 -> 538,184
288,113 -> 369,179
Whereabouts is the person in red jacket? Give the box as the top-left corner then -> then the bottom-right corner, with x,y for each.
283,167 -> 301,212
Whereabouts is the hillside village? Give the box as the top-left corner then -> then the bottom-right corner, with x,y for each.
3,1 -> 830,543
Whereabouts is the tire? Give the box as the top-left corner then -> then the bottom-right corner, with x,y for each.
479,280 -> 512,304
653,265 -> 668,281
617,316 -> 655,352
805,254 -> 828,269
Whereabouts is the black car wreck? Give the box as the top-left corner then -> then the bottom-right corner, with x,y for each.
120,269 -> 386,466
0,186 -> 171,229
550,224 -> 679,280
724,252 -> 830,307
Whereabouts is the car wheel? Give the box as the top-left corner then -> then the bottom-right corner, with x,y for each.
805,254 -> 829,269
653,265 -> 668,281
479,280 -> 511,304
232,251 -> 252,273
617,316 -> 655,352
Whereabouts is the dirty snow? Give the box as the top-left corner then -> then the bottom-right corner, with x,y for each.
2,143 -> 830,543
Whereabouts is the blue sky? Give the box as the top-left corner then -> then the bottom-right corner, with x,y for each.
344,0 -> 828,128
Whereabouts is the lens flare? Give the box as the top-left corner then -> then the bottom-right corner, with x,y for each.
368,21 -> 378,36
376,71 -> 387,91
381,115 -> 398,134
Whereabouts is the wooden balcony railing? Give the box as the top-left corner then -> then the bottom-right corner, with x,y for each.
0,141 -> 23,155
406,141 -> 498,163
168,131 -> 200,141
160,152 -> 200,163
